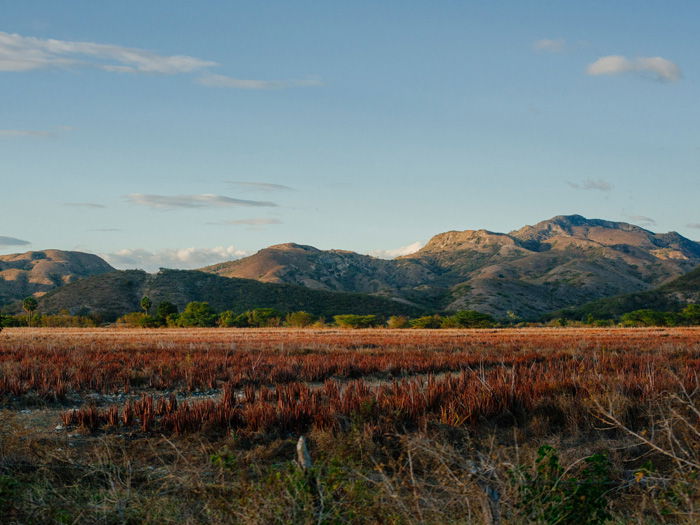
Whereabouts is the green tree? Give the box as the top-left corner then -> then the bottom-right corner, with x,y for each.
177,302 -> 218,327
156,301 -> 178,320
22,296 -> 38,327
140,296 -> 152,316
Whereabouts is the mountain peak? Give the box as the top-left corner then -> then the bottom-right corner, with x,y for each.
266,243 -> 320,252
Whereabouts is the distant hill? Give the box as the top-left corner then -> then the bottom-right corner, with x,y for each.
202,215 -> 700,319
37,269 -> 425,321
553,265 -> 700,320
0,250 -> 114,306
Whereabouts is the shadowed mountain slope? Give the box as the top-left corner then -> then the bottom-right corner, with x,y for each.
37,269 -> 425,321
552,265 -> 700,320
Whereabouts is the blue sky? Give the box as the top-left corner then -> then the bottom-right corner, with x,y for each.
1,1 -> 698,271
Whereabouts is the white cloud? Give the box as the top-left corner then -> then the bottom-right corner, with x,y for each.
686,223 -> 700,229
126,193 -> 277,209
102,246 -> 249,272
225,181 -> 295,192
0,31 -> 216,73
368,241 -> 425,260
533,39 -> 565,53
207,218 -> 282,226
0,235 -> 30,246
567,178 -> 613,192
197,74 -> 322,89
586,55 -> 681,82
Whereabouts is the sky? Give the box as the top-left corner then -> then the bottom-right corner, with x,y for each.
1,1 -> 698,271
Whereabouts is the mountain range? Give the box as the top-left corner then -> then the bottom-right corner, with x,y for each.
202,215 -> 700,318
2,215 -> 699,320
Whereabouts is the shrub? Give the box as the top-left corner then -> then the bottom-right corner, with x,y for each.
386,315 -> 410,329
246,308 -> 282,327
510,445 -> 613,524
217,310 -> 238,327
442,310 -> 495,328
285,311 -> 316,328
333,314 -> 380,329
116,312 -> 162,328
409,315 -> 443,329
620,309 -> 674,327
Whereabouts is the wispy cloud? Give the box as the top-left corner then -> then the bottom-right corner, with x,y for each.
197,74 -> 322,89
587,55 -> 681,82
126,193 -> 277,209
64,202 -> 106,209
102,246 -> 248,272
225,181 -> 295,192
533,39 -> 566,53
0,235 -> 31,246
369,241 -> 425,260
567,178 -> 613,192
686,223 -> 700,229
0,31 -> 215,73
627,215 -> 657,227
207,218 -> 282,226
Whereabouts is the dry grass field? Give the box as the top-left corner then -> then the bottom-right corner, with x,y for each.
1,327 -> 699,524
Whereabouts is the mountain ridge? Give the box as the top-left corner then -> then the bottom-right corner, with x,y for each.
201,214 -> 700,318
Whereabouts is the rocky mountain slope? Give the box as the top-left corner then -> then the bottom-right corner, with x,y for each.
202,215 -> 700,319
37,269 -> 425,321
0,250 -> 114,306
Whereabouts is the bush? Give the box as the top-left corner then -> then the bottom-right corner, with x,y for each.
510,445 -> 613,524
680,304 -> 700,325
38,313 -> 98,327
217,310 -> 238,327
285,311 -> 316,328
620,309 -> 675,327
386,315 -> 410,329
333,314 -> 380,329
116,312 -> 162,328
177,302 -> 218,327
409,315 -> 443,329
246,308 -> 282,327
442,310 -> 496,328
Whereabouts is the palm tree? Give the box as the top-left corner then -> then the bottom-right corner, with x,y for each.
22,296 -> 38,327
141,296 -> 152,316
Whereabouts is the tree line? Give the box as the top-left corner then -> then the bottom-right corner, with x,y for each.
2,295 -> 699,329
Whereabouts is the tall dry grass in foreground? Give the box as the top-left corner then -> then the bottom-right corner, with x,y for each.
0,327 -> 698,523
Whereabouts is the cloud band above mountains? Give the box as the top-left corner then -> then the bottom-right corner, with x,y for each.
103,246 -> 248,273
